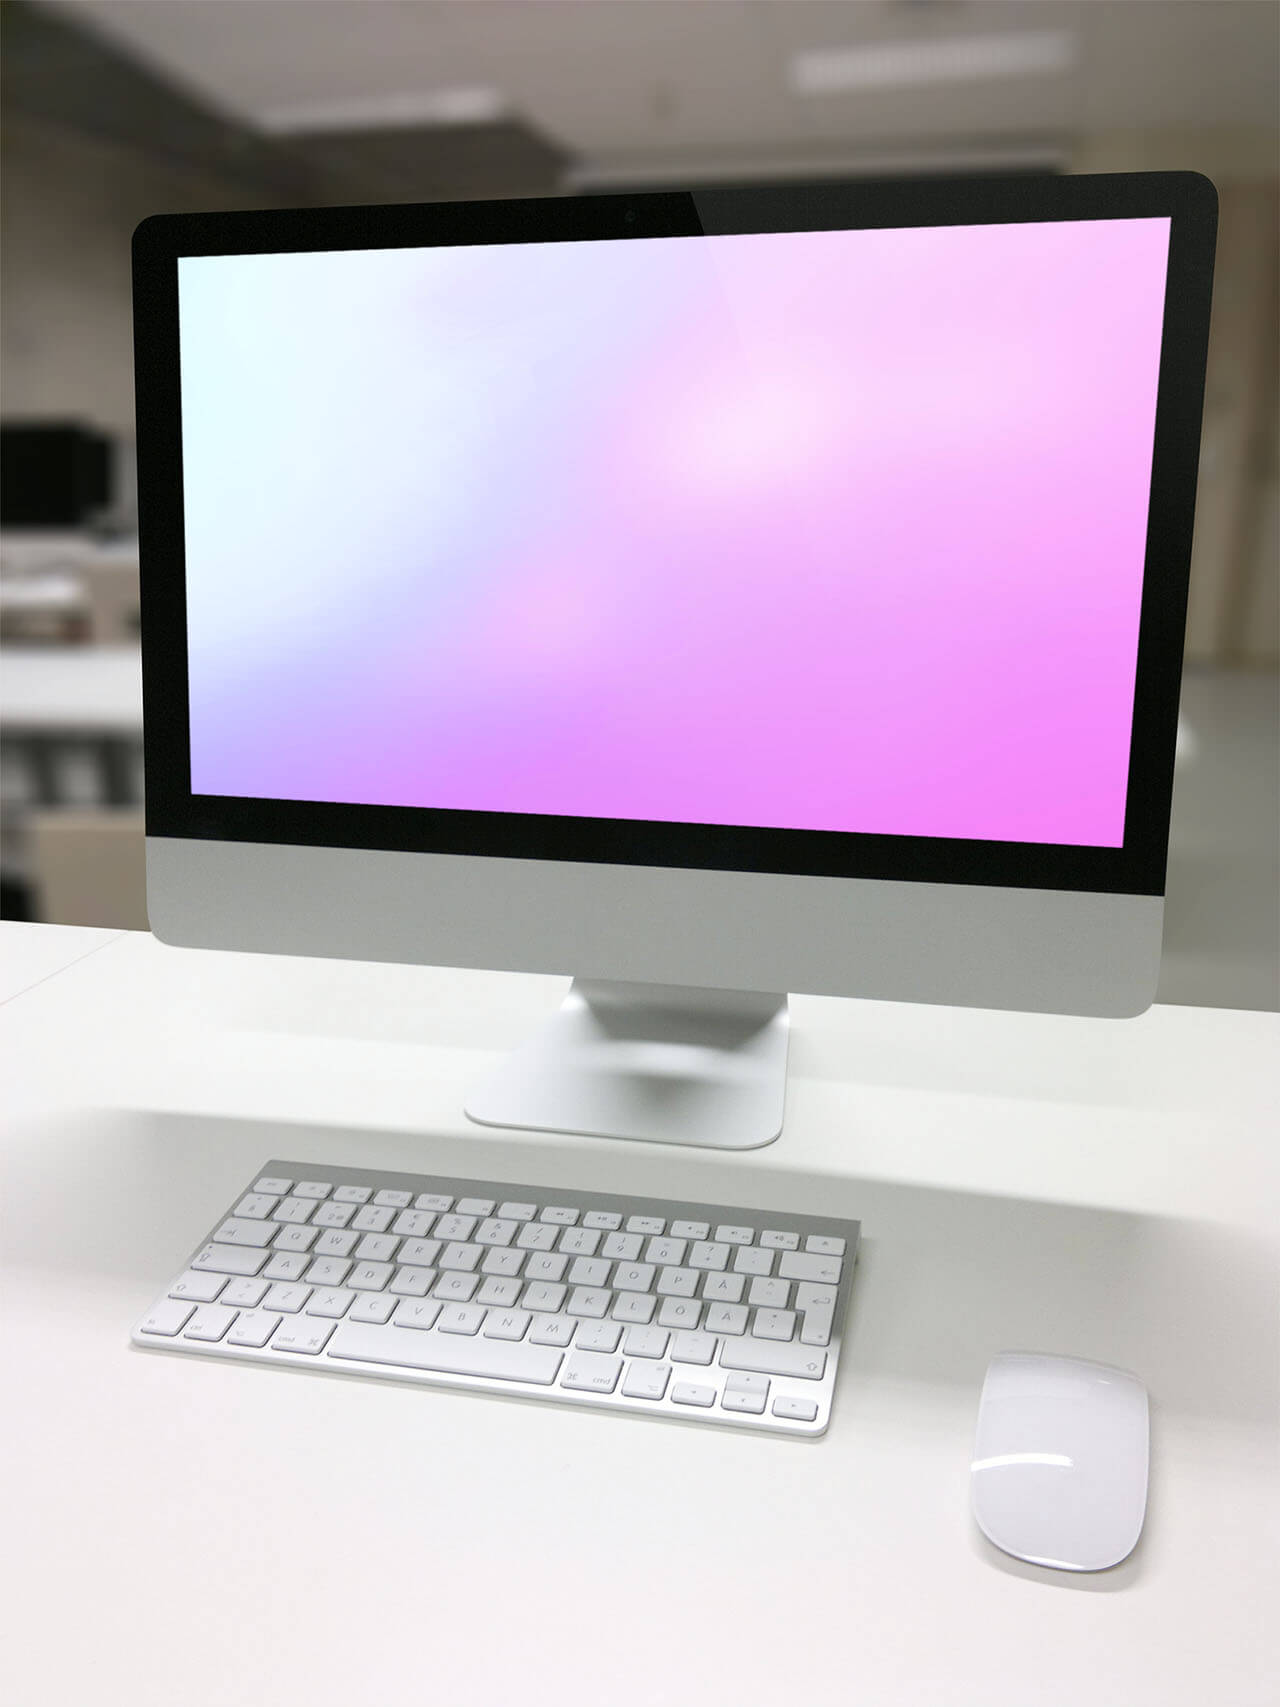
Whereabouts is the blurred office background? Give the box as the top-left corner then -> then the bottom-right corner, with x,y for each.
1,0 -> 1276,1008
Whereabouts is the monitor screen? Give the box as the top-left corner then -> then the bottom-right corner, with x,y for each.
178,216 -> 1170,850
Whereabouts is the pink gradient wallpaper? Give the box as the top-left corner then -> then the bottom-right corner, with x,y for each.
179,216 -> 1170,846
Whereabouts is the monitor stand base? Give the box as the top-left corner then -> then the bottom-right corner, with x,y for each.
465,979 -> 789,1149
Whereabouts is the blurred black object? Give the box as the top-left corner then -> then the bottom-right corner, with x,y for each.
1,421 -> 113,528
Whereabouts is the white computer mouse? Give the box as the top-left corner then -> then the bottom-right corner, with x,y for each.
971,1351 -> 1149,1572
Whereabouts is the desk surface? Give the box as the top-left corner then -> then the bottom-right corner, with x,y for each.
3,925 -> 1277,1707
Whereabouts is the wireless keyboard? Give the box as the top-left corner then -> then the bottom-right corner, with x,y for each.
133,1160 -> 859,1436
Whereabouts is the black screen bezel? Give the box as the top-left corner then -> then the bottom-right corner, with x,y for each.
134,171 -> 1217,896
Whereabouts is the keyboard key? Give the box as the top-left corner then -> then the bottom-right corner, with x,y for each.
760,1230 -> 800,1251
348,1292 -> 397,1324
432,1271 -> 480,1303
226,1310 -> 282,1347
796,1283 -> 837,1346
576,1321 -> 622,1354
139,1299 -> 195,1336
485,1309 -> 532,1342
498,1201 -> 536,1221
294,1182 -> 332,1199
646,1237 -> 686,1266
191,1243 -> 270,1277
704,1303 -> 748,1336
702,1273 -> 745,1303
722,1388 -> 767,1415
559,1227 -> 601,1257
623,1362 -> 671,1400
272,1198 -> 314,1225
614,1263 -> 655,1293
749,1277 -> 790,1309
255,1177 -> 291,1195
273,1224 -> 319,1253
671,1383 -> 715,1407
456,1197 -> 495,1217
688,1242 -> 729,1271
716,1225 -> 754,1245
778,1252 -> 842,1285
754,1308 -> 796,1342
517,1223 -> 560,1252
221,1277 -> 269,1308
611,1292 -> 656,1324
725,1371 -> 769,1397
561,1351 -> 621,1394
374,1190 -> 413,1209
355,1233 -> 398,1263
671,1331 -> 716,1365
582,1210 -> 622,1231
656,1266 -> 698,1298
184,1304 -> 237,1342
400,1238 -> 442,1268
524,1252 -> 568,1283
333,1185 -> 372,1204
805,1235 -> 846,1257
263,1283 -> 311,1313
169,1269 -> 227,1302
733,1246 -> 774,1276
311,1202 -> 356,1229
262,1252 -> 309,1281
475,1218 -> 518,1247
438,1242 -> 481,1272
438,1304 -> 485,1335
657,1298 -> 702,1330
314,1229 -> 359,1258
541,1206 -> 579,1226
670,1220 -> 709,1241
567,1256 -> 610,1288
626,1215 -> 664,1236
388,1266 -> 435,1297
348,1262 -> 393,1292
601,1232 -> 643,1262
567,1287 -> 611,1319
234,1194 -> 277,1219
393,1300 -> 442,1331
475,1276 -> 522,1308
273,1319 -> 336,1354
330,1322 -> 564,1384
392,1210 -> 435,1238
305,1256 -> 352,1287
479,1246 -> 524,1278
306,1288 -> 354,1319
352,1205 -> 395,1234
529,1313 -> 576,1347
623,1325 -> 669,1359
720,1339 -> 828,1381
415,1193 -> 452,1213
772,1396 -> 819,1422
522,1281 -> 567,1313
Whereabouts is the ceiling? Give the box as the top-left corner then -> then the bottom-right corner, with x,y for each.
46,0 -> 1280,175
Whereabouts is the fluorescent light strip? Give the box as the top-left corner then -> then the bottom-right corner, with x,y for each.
257,86 -> 508,135
791,31 -> 1077,95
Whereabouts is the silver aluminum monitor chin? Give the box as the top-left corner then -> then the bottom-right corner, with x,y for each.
134,173 -> 1216,1150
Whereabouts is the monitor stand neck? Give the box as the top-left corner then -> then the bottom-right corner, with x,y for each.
464,979 -> 789,1149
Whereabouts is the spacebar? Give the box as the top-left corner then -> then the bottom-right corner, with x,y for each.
327,1322 -> 564,1385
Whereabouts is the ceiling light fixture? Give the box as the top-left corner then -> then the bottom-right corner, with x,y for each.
257,86 -> 508,135
790,30 -> 1076,96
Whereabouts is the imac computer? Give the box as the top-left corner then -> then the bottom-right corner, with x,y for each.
133,173 -> 1216,1150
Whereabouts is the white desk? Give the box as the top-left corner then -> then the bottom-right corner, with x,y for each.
3,926 -> 1277,1706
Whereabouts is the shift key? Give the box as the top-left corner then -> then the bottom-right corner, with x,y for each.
720,1336 -> 827,1381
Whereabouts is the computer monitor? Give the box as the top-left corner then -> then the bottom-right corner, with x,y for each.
133,173 -> 1216,1150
